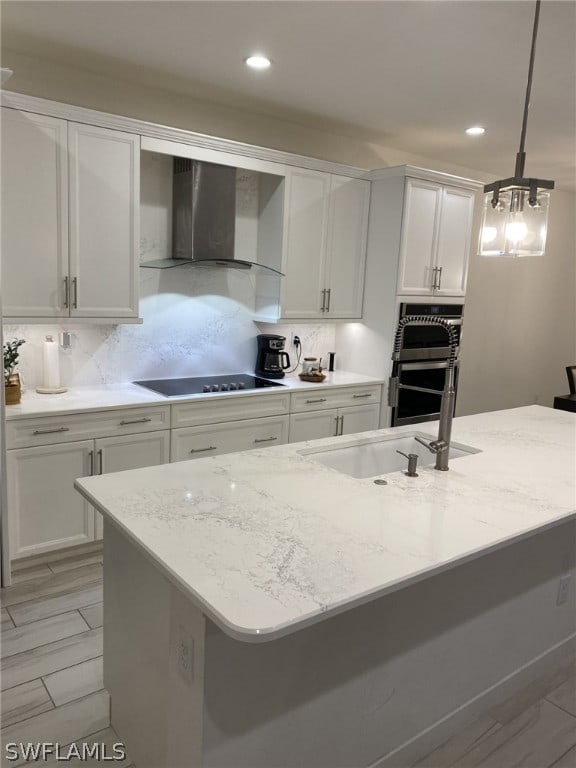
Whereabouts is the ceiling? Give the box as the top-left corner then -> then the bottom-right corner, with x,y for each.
2,0 -> 575,188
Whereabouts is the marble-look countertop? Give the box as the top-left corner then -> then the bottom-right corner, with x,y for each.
75,405 -> 576,643
4,371 -> 383,419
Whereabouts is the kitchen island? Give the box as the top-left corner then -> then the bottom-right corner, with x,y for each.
75,405 -> 576,768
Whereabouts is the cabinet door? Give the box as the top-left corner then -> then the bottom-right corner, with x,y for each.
325,176 -> 370,318
1,109 -> 69,318
280,169 -> 330,319
289,409 -> 339,443
93,430 -> 171,539
339,404 -> 381,436
397,179 -> 441,295
68,123 -> 139,317
434,187 -> 475,296
171,416 -> 289,462
6,441 -> 95,560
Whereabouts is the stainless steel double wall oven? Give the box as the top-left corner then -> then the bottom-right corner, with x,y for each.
391,303 -> 464,427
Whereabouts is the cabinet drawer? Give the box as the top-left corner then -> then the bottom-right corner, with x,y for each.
290,385 -> 381,413
171,415 -> 289,462
171,392 -> 290,428
6,405 -> 171,449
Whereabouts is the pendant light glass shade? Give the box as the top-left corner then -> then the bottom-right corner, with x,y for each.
479,187 -> 551,257
478,0 -> 554,258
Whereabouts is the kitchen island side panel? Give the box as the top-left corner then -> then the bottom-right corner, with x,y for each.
201,520 -> 576,768
104,521 -> 205,768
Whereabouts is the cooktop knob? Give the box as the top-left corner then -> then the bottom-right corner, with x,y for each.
211,384 -> 219,392
220,383 -> 229,391
238,382 -> 246,389
229,382 -> 237,390
202,385 -> 210,393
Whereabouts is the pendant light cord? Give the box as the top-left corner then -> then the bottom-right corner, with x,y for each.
515,0 -> 541,177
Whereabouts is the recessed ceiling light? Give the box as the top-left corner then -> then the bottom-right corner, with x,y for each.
465,126 -> 485,136
245,55 -> 272,71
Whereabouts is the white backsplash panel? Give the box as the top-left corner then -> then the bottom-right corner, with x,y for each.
4,272 -> 336,389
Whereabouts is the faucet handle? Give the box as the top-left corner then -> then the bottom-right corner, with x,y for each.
396,450 -> 419,477
414,435 -> 438,453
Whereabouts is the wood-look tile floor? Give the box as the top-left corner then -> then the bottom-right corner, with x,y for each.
1,548 -> 134,767
1,550 -> 575,768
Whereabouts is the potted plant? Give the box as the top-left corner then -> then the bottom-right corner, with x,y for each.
4,338 -> 25,405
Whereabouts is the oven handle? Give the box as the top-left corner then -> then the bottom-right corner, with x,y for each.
398,360 -> 459,371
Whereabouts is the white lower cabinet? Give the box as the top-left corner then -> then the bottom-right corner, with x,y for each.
289,385 -> 382,442
289,403 -> 380,443
93,431 -> 171,539
289,409 -> 339,443
7,441 -> 96,560
339,403 -> 381,435
6,409 -> 171,560
6,385 -> 382,561
171,416 -> 290,462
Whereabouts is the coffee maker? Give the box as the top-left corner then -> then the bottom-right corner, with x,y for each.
255,334 -> 291,379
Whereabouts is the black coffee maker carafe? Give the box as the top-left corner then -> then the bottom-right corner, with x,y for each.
255,334 -> 291,379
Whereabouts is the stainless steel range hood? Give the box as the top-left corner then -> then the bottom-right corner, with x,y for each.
141,158 -> 283,275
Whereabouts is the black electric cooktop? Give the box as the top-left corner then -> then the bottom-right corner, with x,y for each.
134,373 -> 285,397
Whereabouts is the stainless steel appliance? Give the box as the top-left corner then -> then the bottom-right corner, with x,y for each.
395,303 -> 463,360
140,159 -> 282,274
255,334 -> 291,379
390,303 -> 464,427
134,373 -> 285,397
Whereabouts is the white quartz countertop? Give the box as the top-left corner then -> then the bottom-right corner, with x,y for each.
75,405 -> 576,643
4,371 -> 383,419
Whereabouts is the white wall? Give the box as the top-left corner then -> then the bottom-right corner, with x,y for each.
457,188 -> 576,414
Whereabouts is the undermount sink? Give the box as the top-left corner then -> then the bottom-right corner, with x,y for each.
300,432 -> 480,479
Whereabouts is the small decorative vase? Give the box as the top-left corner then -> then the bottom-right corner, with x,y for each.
5,373 -> 22,405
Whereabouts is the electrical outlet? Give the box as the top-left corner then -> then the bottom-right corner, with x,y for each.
292,334 -> 301,348
175,624 -> 194,685
557,575 -> 571,606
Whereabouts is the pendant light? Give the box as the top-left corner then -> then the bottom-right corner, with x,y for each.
479,0 -> 554,258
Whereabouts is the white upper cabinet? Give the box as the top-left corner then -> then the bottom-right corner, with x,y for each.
1,109 -> 69,318
280,169 -> 370,320
1,108 -> 140,320
397,176 -> 476,297
281,169 -> 330,319
68,123 -> 139,317
326,176 -> 370,317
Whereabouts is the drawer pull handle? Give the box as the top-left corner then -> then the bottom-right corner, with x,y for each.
254,436 -> 278,444
119,417 -> 152,425
190,446 -> 217,454
353,393 -> 372,399
33,426 -> 70,435
306,398 -> 327,404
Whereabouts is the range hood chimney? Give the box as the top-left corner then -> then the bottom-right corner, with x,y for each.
141,158 -> 283,274
173,158 -> 238,266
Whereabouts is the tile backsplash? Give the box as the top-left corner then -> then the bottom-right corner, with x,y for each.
3,269 -> 336,389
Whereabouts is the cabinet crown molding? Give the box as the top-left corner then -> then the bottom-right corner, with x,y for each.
369,164 -> 482,190
1,91 -> 370,179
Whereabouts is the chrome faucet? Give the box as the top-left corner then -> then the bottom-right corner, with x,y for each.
388,316 -> 458,471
